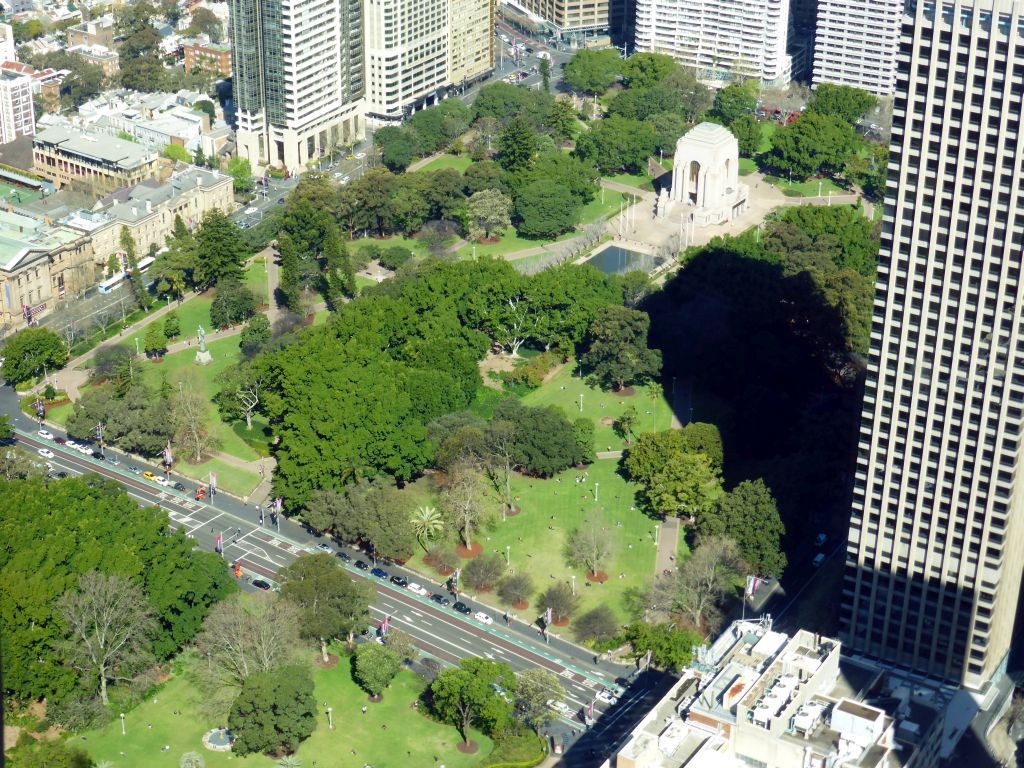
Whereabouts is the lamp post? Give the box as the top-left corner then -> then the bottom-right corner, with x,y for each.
654,524 -> 660,546
120,713 -> 126,736
506,545 -> 510,566
579,393 -> 584,412
594,483 -> 599,503
327,706 -> 334,730
571,574 -> 576,596
135,337 -> 140,355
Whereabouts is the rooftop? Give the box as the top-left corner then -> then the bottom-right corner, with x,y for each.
34,126 -> 156,169
0,208 -> 82,271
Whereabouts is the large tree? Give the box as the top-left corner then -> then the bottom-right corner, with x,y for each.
700,479 -> 787,576
574,115 -> 657,174
565,519 -> 615,577
515,668 -> 563,733
171,373 -> 219,463
228,666 -> 316,757
193,209 -> 248,288
466,189 -> 512,241
653,535 -> 742,632
441,461 -> 489,550
514,181 -> 578,239
621,52 -> 676,89
582,305 -> 662,391
429,658 -> 516,744
59,571 -> 156,706
353,642 -> 402,698
646,452 -> 721,519
563,48 -> 622,94
766,113 -> 857,181
280,553 -> 374,661
806,83 -> 877,126
227,156 -> 255,193
1,327 -> 67,385
497,116 -> 538,174
710,81 -> 758,125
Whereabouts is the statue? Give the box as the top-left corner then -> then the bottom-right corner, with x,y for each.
194,324 -> 212,365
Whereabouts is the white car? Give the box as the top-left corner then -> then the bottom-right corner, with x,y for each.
474,611 -> 494,625
77,445 -> 94,456
244,206 -> 258,215
546,699 -> 573,717
154,475 -> 171,487
65,439 -> 78,450
37,448 -> 54,459
37,429 -> 53,440
407,582 -> 429,597
596,689 -> 619,705
355,153 -> 366,160
499,33 -> 509,42
316,542 -> 333,554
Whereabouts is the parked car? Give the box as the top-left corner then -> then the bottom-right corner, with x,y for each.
127,464 -> 141,474
142,471 -> 157,481
53,471 -> 68,479
245,206 -> 258,214
316,542 -> 333,554
252,579 -> 272,591
408,583 -> 429,596
814,532 -> 828,547
453,601 -> 472,615
596,689 -> 619,705
336,551 -> 352,563
390,575 -> 409,588
431,593 -> 451,607
172,481 -> 187,492
371,567 -> 390,580
355,560 -> 369,571
277,197 -> 286,204
547,700 -> 573,717
37,448 -> 54,459
65,439 -> 78,449
154,476 -> 170,487
76,444 -> 94,456
474,611 -> 494,625
812,553 -> 826,567
54,437 -> 66,444
37,429 -> 53,440
105,455 -> 120,465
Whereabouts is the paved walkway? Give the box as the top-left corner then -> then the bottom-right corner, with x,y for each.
654,517 -> 681,576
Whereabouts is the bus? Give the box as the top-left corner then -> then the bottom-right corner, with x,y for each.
97,272 -> 127,294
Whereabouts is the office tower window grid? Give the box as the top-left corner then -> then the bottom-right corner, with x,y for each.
842,0 -> 1024,691
813,0 -> 902,96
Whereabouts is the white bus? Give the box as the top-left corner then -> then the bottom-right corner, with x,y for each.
97,272 -> 127,294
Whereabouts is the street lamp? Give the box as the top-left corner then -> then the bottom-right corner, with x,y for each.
818,180 -> 823,198
579,393 -> 584,412
119,713 -> 126,736
327,706 -> 334,730
571,575 -> 576,596
135,337 -> 140,355
594,483 -> 599,503
506,545 -> 510,566
654,524 -> 660,546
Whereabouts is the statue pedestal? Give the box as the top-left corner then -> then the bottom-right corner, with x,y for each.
195,349 -> 212,366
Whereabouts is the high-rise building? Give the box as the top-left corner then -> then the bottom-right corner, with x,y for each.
229,0 -> 364,171
812,0 -> 901,96
0,70 -> 35,144
363,0 -> 494,120
842,0 -> 1024,692
515,0 -> 609,34
634,0 -> 793,87
0,23 -> 16,64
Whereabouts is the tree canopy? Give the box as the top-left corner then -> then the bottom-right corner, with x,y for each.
563,48 -> 622,94
228,666 -> 316,756
700,479 -> 787,576
806,83 -> 877,126
1,327 -> 67,385
581,305 -> 662,390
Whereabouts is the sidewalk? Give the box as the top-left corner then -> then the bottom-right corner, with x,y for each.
654,517 -> 680,576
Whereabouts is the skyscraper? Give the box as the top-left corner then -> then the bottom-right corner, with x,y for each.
812,0 -> 902,95
843,0 -> 1024,692
634,0 -> 793,87
229,0 -> 364,172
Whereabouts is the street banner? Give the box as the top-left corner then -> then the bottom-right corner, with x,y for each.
545,606 -> 553,625
164,443 -> 173,466
588,701 -> 594,718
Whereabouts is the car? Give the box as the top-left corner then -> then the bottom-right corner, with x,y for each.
251,579 -> 272,591
238,221 -> 250,229
154,475 -> 170,487
345,153 -> 355,160
391,575 -> 409,587
489,683 -> 511,701
244,206 -> 258,214
474,611 -> 494,625
596,689 -> 619,705
37,429 -> 53,440
341,175 -> 351,184
547,699 -> 573,717
316,542 -> 333,554
37,447 -> 54,459
143,471 -> 157,481
371,567 -> 390,579
127,464 -> 141,474
453,601 -> 472,615
53,471 -> 68,479
408,582 -> 429,596
54,437 -> 66,444
499,33 -> 509,42
76,444 -> 94,456
355,560 -> 369,570
431,593 -> 451,606
173,481 -> 187,492
336,551 -> 352,563
105,455 -> 120,465
814,532 -> 828,547
355,153 -> 366,160
812,553 -> 826,567
333,172 -> 345,178
277,197 -> 286,204
65,439 -> 78,449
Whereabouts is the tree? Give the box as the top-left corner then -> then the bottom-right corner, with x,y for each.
710,81 -> 757,125
462,553 -> 506,592
228,666 -> 316,757
565,519 -> 615,576
806,83 -> 877,125
227,156 -> 255,193
547,99 -> 577,143
161,144 -> 192,163
573,604 -> 618,643
466,189 -> 512,241
563,48 -> 621,94
646,452 -> 721,519
766,113 -> 857,181
614,405 -> 637,440
514,181 -> 578,239
239,314 -> 271,357
700,479 -> 786,576
497,116 -> 538,174
280,553 -> 374,661
193,211 -> 247,289
7,739 -> 95,768
845,142 -> 888,199
573,115 -> 657,173
730,114 -> 761,157
582,306 -> 662,391
58,571 -> 156,706
463,159 -> 508,195
498,573 -> 534,606
163,310 -> 181,339
539,56 -> 551,91
658,535 -> 742,631
622,52 -> 676,88
0,413 -> 13,441
624,622 -> 702,671
410,505 -> 445,552
172,373 -> 219,462
441,462 -> 488,549
430,658 -> 515,744
515,668 -> 562,733
492,399 -> 587,477
187,6 -> 223,42
377,126 -> 420,173
211,279 -> 257,328
144,323 -> 167,358
120,225 -> 153,310
383,628 -> 419,662
353,642 -> 402,698
1,327 -> 68,384
539,582 -> 578,622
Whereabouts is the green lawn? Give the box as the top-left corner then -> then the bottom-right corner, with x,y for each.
122,296 -> 213,355
522,362 -> 675,453
763,175 -> 846,198
353,234 -> 433,260
415,153 -> 474,173
243,258 -> 270,303
74,654 -> 493,768
176,455 -> 261,498
758,120 -> 777,152
602,171 -> 653,191
354,274 -> 378,294
738,157 -> 757,175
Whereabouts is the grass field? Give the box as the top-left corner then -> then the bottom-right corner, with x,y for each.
122,296 -> 213,354
243,258 -> 270,302
522,363 -> 675,454
415,154 -> 474,174
353,234 -> 433,260
763,175 -> 846,198
355,274 -> 378,294
602,171 -> 654,191
74,654 -> 493,768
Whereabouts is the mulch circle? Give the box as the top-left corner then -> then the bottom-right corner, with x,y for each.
456,542 -> 484,559
513,600 -> 529,610
436,565 -> 455,576
586,571 -> 609,584
618,386 -> 637,396
368,694 -> 383,703
151,357 -> 165,364
314,653 -> 340,669
504,505 -> 522,518
600,417 -> 615,426
553,617 -> 570,627
457,740 -> 480,754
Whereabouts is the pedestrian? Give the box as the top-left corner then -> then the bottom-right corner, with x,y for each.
362,706 -> 368,714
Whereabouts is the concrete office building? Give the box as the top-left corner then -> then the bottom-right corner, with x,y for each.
843,0 -> 1024,692
229,0 -> 364,172
450,0 -> 495,87
513,0 -> 608,33
812,0 -> 901,95
634,0 -> 793,86
0,69 -> 34,144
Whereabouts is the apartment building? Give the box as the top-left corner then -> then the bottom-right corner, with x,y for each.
182,35 -> 232,78
0,209 -> 94,335
812,0 -> 901,95
0,23 -> 16,64
66,14 -> 115,48
0,69 -> 35,144
634,0 -> 793,86
842,0 -> 1024,692
449,0 -> 494,87
32,126 -> 162,194
229,0 -> 365,172
515,0 -> 608,33
67,44 -> 120,78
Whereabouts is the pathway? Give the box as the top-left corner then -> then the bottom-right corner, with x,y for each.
654,517 -> 680,575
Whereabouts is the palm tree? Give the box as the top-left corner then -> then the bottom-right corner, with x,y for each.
410,505 -> 445,552
277,757 -> 302,768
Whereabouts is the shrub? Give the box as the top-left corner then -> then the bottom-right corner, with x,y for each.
435,547 -> 461,574
539,582 -> 578,622
501,350 -> 560,390
498,572 -> 534,605
378,246 -> 414,271
573,604 -> 619,643
463,553 -> 506,592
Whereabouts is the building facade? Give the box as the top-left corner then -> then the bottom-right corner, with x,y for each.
229,0 -> 365,172
516,0 -> 607,33
67,44 -> 120,78
842,0 -> 1024,692
812,0 -> 901,95
0,69 -> 35,143
634,0 -> 793,86
0,23 -> 16,64
449,0 -> 494,87
182,36 -> 232,77
33,126 -> 162,194
66,14 -> 116,49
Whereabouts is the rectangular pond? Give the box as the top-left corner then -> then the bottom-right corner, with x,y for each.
584,245 -> 665,276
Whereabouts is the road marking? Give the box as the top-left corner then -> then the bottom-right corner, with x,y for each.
189,510 -> 225,534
